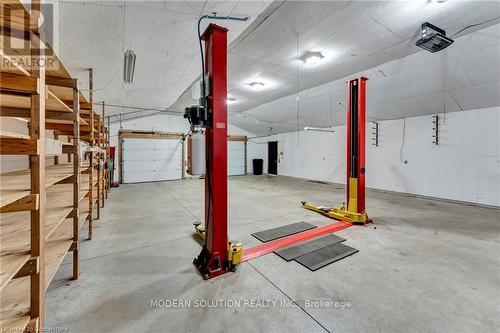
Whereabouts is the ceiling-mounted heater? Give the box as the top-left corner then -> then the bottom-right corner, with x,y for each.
123,50 -> 136,84
415,22 -> 454,53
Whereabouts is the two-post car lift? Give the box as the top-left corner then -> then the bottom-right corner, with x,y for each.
184,22 -> 371,280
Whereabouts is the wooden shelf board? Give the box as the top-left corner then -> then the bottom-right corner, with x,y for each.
0,313 -> 30,333
0,92 -> 71,113
45,227 -> 73,291
0,202 -> 100,330
0,177 -> 90,294
47,90 -> 72,113
0,30 -> 30,76
48,85 -> 88,107
0,276 -> 29,331
0,221 -> 72,330
0,49 -> 30,76
79,208 -> 90,229
0,253 -> 29,293
0,1 -> 29,33
0,130 -> 30,140
0,180 -> 86,289
0,164 -> 85,210
0,135 -> 65,155
44,180 -> 90,241
80,109 -> 97,116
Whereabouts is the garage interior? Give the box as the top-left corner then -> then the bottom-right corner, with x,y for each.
0,1 -> 499,333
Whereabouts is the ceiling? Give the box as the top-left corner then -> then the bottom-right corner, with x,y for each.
56,1 -> 500,133
171,0 -> 500,134
56,0 -> 272,118
230,22 -> 500,135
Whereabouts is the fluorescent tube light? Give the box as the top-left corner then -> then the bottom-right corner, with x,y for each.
304,126 -> 335,133
123,50 -> 136,84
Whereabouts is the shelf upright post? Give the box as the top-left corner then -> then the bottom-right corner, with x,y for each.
53,133 -> 59,165
29,1 -> 46,328
87,69 -> 94,239
101,102 -> 105,207
105,115 -> 110,196
67,136 -> 72,162
88,150 -> 93,240
71,85 -> 80,279
89,69 -> 95,147
96,114 -> 101,218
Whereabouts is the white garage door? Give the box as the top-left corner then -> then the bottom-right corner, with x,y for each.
228,141 -> 245,176
122,138 -> 182,183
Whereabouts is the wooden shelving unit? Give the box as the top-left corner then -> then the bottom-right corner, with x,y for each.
0,1 -> 110,331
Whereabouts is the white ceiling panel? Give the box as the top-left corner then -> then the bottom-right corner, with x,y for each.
57,1 -> 500,133
173,0 -> 500,117
235,22 -> 500,135
57,0 -> 272,117
450,81 -> 500,111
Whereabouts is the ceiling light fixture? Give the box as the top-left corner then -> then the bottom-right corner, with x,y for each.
123,50 -> 136,84
248,81 -> 265,90
304,126 -> 335,133
300,51 -> 324,66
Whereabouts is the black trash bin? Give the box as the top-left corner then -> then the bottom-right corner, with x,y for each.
252,159 -> 264,175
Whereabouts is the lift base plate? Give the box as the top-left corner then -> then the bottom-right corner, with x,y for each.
193,247 -> 231,280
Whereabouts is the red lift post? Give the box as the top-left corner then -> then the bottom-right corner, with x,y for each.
302,77 -> 371,224
191,24 -> 242,279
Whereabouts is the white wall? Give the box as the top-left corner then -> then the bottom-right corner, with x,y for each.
109,113 -> 257,181
246,139 -> 268,174
109,114 -> 189,148
248,107 -> 500,207
0,112 -> 254,178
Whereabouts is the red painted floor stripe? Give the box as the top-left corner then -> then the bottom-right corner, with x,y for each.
241,221 -> 353,262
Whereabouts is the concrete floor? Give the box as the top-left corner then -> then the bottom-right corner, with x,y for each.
46,175 -> 500,333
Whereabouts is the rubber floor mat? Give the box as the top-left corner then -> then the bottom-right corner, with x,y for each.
252,222 -> 317,243
274,234 -> 345,261
295,243 -> 358,271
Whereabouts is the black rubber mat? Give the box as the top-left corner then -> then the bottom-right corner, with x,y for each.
252,222 -> 317,243
295,243 -> 358,271
274,234 -> 345,261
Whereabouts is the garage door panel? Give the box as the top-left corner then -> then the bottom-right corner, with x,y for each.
122,160 -> 181,172
122,138 -> 182,183
123,149 -> 181,161
123,139 -> 181,150
123,169 -> 182,183
229,145 -> 244,154
228,141 -> 245,176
